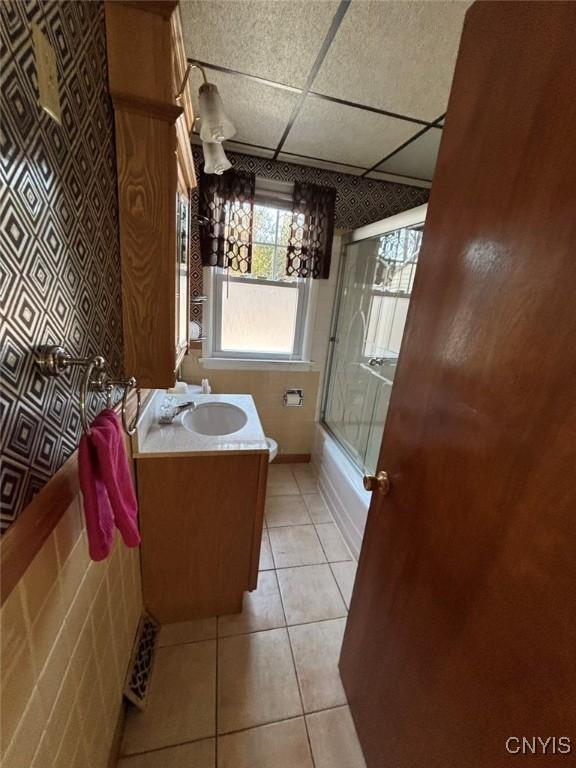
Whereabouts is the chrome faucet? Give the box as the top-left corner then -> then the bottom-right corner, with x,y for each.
158,400 -> 197,424
368,357 -> 397,367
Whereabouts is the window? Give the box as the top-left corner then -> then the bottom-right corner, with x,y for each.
364,226 -> 423,360
210,191 -> 312,361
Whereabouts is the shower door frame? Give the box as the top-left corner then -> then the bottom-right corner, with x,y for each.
321,204 -> 428,474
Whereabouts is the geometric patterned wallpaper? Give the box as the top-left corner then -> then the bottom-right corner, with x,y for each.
189,145 -> 429,327
0,0 -> 123,533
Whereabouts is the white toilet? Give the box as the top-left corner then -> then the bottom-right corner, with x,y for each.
266,437 -> 278,463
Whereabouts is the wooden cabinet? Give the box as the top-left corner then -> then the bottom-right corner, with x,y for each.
105,1 -> 196,388
136,452 -> 268,622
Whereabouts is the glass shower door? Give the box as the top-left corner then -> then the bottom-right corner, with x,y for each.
323,224 -> 423,475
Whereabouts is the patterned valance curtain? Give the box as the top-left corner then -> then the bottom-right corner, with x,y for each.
198,168 -> 256,273
286,181 -> 337,279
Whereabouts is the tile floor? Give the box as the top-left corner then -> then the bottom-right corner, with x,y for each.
117,463 -> 365,768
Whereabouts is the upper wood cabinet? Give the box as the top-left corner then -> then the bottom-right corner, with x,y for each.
105,0 -> 197,388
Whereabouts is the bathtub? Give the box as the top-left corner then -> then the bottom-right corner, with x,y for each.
312,424 -> 371,560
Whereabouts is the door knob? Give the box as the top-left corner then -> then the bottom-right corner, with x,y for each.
363,470 -> 391,495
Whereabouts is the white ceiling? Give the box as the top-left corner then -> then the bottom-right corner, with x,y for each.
378,126 -> 443,180
313,1 -> 468,121
283,97 -> 418,169
200,70 -> 299,148
180,0 -> 340,88
181,0 -> 470,185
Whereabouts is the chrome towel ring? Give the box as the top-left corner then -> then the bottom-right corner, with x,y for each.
37,345 -> 141,437
121,378 -> 141,436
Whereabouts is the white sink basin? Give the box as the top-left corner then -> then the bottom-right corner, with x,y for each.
182,402 -> 248,436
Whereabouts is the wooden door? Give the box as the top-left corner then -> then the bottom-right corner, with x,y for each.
340,3 -> 576,767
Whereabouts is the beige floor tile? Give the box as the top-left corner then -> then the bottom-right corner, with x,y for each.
277,565 -> 347,625
267,465 -> 300,496
315,523 -> 352,562
268,525 -> 326,568
306,706 -> 366,768
121,641 -> 216,754
266,495 -> 312,527
268,465 -> 294,480
292,465 -> 319,494
289,619 -> 347,712
117,739 -> 215,767
218,718 -> 313,768
158,618 -> 217,647
302,493 -> 332,524
218,628 -> 302,733
331,561 -> 357,609
259,530 -> 275,570
218,570 -> 285,637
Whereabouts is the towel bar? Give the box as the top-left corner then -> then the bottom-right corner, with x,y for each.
37,345 -> 141,436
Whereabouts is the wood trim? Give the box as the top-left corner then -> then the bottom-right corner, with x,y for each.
171,5 -> 197,140
110,93 -> 183,123
176,115 -> 196,190
249,453 -> 268,590
120,1 -> 178,18
1,450 -> 80,606
272,454 -> 311,464
0,389 -> 150,607
105,2 -> 173,104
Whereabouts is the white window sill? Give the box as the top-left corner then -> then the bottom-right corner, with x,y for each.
199,357 -> 317,372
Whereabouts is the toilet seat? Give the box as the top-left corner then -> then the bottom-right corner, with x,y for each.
266,437 -> 278,463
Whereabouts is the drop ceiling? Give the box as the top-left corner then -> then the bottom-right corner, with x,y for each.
180,0 -> 470,186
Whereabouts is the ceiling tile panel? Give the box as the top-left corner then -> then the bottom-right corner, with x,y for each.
180,0 -> 339,88
283,97 -> 418,169
190,70 -> 299,148
313,1 -> 469,121
376,127 -> 442,181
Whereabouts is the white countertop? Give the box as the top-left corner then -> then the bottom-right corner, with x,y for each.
132,391 -> 268,458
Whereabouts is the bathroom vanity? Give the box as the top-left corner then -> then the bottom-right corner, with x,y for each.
133,391 -> 268,622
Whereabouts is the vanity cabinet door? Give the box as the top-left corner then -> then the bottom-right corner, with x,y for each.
137,452 -> 268,621
114,109 -> 179,387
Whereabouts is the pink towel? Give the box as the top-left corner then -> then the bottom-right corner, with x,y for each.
78,409 -> 140,561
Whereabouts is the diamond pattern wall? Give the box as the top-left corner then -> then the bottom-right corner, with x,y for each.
1,0 -> 123,533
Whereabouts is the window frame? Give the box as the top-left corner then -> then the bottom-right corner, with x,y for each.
205,178 -> 317,364
211,271 -> 312,361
